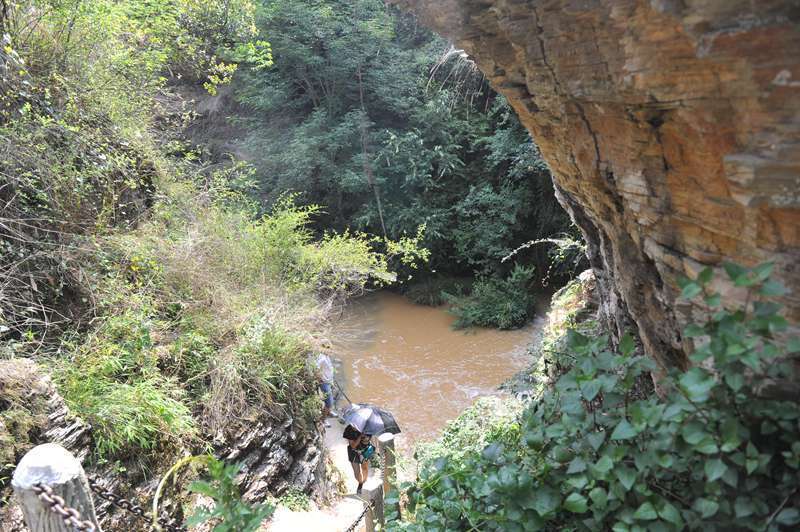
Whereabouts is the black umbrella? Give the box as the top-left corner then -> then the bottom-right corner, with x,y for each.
342,403 -> 401,436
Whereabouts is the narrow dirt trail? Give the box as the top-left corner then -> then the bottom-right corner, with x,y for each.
263,423 -> 378,532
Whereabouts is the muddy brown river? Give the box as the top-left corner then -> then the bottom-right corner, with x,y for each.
331,291 -> 544,450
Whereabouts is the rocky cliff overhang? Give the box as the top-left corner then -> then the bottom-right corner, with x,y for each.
392,0 -> 800,372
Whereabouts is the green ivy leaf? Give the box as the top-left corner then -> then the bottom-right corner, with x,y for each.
566,475 -> 589,490
704,458 -> 727,482
589,487 -> 608,508
611,419 -> 638,440
720,418 -> 742,452
679,368 -> 715,402
564,493 -> 588,513
723,262 -> 747,283
632,501 -> 657,521
620,333 -> 635,356
786,337 -> 800,354
681,282 -> 702,299
724,372 -> 745,392
760,279 -> 787,296
693,498 -> 719,518
694,437 -> 719,455
615,466 -> 637,491
580,380 -> 602,402
697,267 -> 713,286
752,261 -> 774,282
567,457 -> 588,474
734,496 -> 755,518
594,455 -> 614,474
658,501 -> 683,526
776,508 -> 800,526
681,421 -> 707,445
527,487 -> 560,516
586,431 -> 607,452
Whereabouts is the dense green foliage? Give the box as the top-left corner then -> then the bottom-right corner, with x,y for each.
1,0 -> 424,465
52,177 -> 422,459
228,0 -> 575,323
389,264 -> 799,531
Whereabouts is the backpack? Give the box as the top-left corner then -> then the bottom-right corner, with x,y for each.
360,443 -> 375,460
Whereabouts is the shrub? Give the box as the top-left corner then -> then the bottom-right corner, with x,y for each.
58,310 -> 197,457
391,263 -> 799,531
276,487 -> 312,511
187,457 -> 274,532
403,276 -> 470,307
445,264 -> 536,329
414,397 -> 524,469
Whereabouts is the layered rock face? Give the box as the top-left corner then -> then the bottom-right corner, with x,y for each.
0,359 -> 323,531
393,0 -> 800,371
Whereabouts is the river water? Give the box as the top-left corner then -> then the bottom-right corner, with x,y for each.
331,291 -> 542,450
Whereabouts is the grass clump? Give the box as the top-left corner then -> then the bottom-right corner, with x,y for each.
275,487 -> 312,512
58,308 -> 197,457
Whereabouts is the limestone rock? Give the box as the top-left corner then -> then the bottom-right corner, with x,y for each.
391,0 -> 800,371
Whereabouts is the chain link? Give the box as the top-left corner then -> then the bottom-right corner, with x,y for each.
32,483 -> 97,532
87,476 -> 187,532
344,499 -> 373,532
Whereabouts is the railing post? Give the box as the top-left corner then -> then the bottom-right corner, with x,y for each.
377,433 -> 396,495
362,481 -> 383,532
378,432 -> 399,519
12,443 -> 101,531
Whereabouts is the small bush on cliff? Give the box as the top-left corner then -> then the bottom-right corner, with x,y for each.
59,308 -> 198,457
445,265 -> 536,330
390,263 -> 799,531
187,457 -> 275,531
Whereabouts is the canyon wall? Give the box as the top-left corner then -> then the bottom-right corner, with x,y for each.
393,0 -> 800,372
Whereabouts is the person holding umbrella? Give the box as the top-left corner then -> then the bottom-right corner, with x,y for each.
343,424 -> 373,494
341,403 -> 401,494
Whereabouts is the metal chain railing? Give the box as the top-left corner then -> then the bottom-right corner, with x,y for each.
30,477 -> 187,532
344,499 -> 373,532
87,476 -> 187,532
32,483 -> 97,532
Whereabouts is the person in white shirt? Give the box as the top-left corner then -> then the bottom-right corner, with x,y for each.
315,339 -> 336,427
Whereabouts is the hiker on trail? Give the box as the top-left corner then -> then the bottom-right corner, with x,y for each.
315,338 -> 336,427
343,424 -> 374,494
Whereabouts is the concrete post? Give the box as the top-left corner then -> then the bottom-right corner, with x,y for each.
12,443 -> 101,532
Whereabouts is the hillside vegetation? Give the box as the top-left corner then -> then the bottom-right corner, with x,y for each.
0,0 -> 424,486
